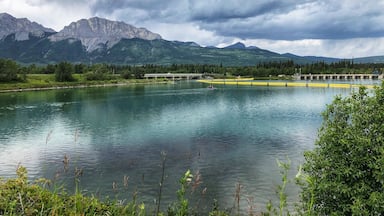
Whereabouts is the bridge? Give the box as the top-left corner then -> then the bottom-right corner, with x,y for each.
294,73 -> 383,80
144,73 -> 203,80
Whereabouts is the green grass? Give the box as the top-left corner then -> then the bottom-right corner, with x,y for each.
0,166 -> 147,216
0,74 -> 168,92
0,166 -> 231,216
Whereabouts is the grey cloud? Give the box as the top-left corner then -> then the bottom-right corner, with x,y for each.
187,0 -> 299,22
90,0 -> 150,13
32,0 -> 90,6
37,0 -> 384,41
90,0 -> 182,20
191,0 -> 384,40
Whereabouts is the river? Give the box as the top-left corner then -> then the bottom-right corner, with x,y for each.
0,81 -> 363,214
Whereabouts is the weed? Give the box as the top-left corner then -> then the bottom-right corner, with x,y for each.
264,159 -> 292,216
156,150 -> 167,215
234,181 -> 243,215
295,165 -> 315,215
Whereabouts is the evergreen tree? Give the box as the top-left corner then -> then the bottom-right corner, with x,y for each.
55,62 -> 75,82
0,59 -> 20,82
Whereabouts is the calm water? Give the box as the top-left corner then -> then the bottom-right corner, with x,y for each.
0,81 -> 355,213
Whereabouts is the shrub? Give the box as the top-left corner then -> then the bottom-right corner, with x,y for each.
301,83 -> 384,215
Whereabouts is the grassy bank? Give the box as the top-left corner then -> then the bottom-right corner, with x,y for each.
0,74 -> 169,93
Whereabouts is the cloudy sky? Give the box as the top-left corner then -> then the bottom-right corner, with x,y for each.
1,0 -> 384,58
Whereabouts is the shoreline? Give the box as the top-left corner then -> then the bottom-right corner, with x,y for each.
0,80 -> 171,93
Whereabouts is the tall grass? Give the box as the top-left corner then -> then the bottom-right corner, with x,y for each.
0,161 -> 300,215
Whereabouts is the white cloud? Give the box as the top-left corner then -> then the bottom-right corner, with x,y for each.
0,0 -> 92,31
146,22 -> 227,45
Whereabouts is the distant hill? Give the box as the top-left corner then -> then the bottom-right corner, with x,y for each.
224,42 -> 247,49
352,56 -> 384,64
96,39 -> 290,65
302,55 -> 342,63
1,13 -> 383,66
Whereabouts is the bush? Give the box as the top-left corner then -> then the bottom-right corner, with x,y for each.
0,58 -> 21,82
84,71 -> 114,81
55,62 -> 75,82
301,83 -> 384,215
85,64 -> 115,81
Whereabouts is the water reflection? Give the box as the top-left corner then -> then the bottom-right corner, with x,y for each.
0,82 -> 354,213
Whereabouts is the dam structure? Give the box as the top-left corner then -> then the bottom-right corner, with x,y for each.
197,79 -> 378,89
294,73 -> 383,81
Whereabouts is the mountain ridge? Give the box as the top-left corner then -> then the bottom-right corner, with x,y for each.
0,13 -> 383,65
49,17 -> 161,52
0,13 -> 56,41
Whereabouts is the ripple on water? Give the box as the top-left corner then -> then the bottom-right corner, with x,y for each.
0,83 -> 351,213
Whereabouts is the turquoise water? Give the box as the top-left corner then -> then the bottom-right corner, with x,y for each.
0,82 -> 354,213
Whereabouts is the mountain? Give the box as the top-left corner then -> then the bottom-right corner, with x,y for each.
49,17 -> 161,52
224,42 -> 260,50
352,56 -> 384,64
89,38 -> 289,65
0,13 -> 55,41
281,53 -> 343,64
0,14 -> 292,65
302,55 -> 343,63
225,42 -> 246,49
1,13 -> 383,65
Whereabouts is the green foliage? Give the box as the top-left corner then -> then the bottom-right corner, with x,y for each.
0,58 -> 383,86
167,170 -> 193,216
74,63 -> 86,74
0,166 -> 146,215
85,64 -> 115,81
0,58 -> 22,82
43,64 -> 56,74
55,61 -> 75,82
166,169 -> 227,216
1,165 -> 231,216
209,199 -> 229,216
264,159 -> 292,216
301,83 -> 384,215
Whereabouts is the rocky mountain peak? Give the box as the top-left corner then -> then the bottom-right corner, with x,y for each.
0,13 -> 55,41
49,17 -> 162,52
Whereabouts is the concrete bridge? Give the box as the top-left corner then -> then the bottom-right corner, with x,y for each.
144,73 -> 203,80
294,73 -> 383,80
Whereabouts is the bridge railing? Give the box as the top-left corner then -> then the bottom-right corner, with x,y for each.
294,74 -> 383,80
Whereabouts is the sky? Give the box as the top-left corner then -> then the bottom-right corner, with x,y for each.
1,0 -> 384,58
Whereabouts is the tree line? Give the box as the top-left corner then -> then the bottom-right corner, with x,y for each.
0,58 -> 383,82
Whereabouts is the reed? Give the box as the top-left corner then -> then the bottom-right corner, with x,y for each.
234,181 -> 243,215
156,150 -> 167,215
